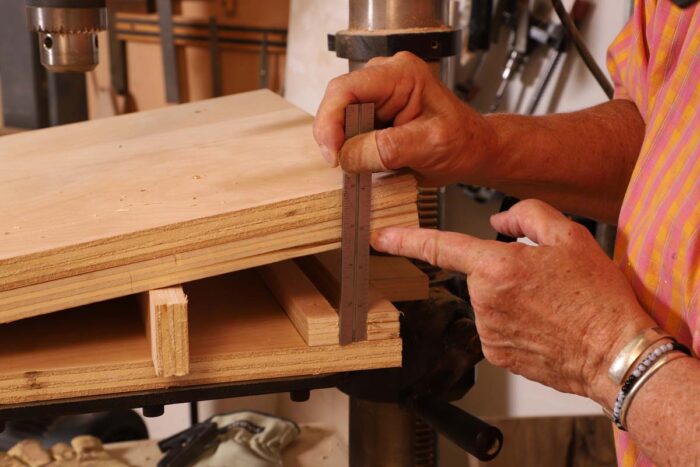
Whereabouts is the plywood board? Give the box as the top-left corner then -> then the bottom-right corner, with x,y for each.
0,90 -> 418,323
0,270 -> 401,406
141,286 -> 189,377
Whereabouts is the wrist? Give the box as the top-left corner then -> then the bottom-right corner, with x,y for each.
474,113 -> 521,186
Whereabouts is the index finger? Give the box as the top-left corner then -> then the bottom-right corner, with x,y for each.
371,227 -> 499,275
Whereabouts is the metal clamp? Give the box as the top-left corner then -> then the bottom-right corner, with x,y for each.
329,29 -> 461,62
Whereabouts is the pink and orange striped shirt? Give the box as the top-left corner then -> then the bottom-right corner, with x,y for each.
606,1 -> 700,466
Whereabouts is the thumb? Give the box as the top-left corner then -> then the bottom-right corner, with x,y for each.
490,199 -> 583,246
338,131 -> 388,172
339,122 -> 428,173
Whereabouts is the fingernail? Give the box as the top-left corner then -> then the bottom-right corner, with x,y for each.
319,145 -> 337,167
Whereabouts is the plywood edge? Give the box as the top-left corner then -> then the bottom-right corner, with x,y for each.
258,261 -> 339,346
140,286 -> 190,377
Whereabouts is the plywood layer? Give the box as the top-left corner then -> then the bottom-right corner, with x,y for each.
0,90 -> 418,323
0,271 -> 401,406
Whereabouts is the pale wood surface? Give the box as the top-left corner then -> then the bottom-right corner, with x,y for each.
259,260 -> 339,346
0,90 -> 417,323
0,270 -> 401,405
141,286 -> 190,377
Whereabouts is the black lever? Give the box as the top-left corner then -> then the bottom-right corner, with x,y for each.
412,397 -> 503,462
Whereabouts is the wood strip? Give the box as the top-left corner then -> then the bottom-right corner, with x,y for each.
0,270 -> 401,406
258,261 -> 338,346
297,252 -> 401,341
0,89 -> 418,323
140,286 -> 189,377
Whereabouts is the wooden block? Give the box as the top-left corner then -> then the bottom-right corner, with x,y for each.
297,252 -> 401,341
259,260 -> 338,346
140,286 -> 189,377
369,256 -> 429,302
0,270 -> 401,406
0,90 -> 418,323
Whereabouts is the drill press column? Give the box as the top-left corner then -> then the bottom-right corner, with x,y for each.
347,0 -> 447,73
331,2 -> 460,466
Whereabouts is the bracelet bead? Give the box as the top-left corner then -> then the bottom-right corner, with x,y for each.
611,341 -> 690,431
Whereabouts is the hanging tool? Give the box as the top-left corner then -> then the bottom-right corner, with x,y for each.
457,0 -> 494,99
490,0 -> 531,112
339,103 -> 374,345
526,0 -> 592,114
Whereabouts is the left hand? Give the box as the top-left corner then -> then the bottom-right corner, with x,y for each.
372,199 -> 656,406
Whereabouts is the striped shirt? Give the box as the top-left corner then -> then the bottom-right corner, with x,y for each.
606,1 -> 700,466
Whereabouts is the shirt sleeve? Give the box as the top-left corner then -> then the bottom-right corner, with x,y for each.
606,19 -> 636,102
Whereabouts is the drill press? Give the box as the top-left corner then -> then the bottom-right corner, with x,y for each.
25,0 -> 107,72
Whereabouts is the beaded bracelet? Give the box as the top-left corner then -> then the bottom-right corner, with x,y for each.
612,341 -> 691,431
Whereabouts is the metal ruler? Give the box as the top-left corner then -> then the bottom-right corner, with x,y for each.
339,103 -> 374,345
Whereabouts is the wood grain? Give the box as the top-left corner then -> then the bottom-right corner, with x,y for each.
141,286 -> 189,377
0,90 -> 418,323
258,260 -> 338,346
0,270 -> 401,406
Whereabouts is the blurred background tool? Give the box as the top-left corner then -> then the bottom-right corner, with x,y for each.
25,0 -> 108,72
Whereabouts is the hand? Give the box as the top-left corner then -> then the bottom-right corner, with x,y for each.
371,199 -> 656,406
312,52 -> 498,186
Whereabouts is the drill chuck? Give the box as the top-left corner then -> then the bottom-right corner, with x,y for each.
26,0 -> 107,73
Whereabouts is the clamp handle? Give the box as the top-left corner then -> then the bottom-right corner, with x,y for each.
413,397 -> 503,462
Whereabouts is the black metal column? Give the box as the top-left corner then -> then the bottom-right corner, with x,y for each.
156,0 -> 181,103
47,72 -> 88,125
0,0 -> 49,129
350,398 -> 415,467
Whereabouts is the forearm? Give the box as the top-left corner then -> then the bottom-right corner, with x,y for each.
471,100 -> 645,223
600,355 -> 700,465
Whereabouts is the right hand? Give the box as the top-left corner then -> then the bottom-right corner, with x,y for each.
313,51 -> 499,186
